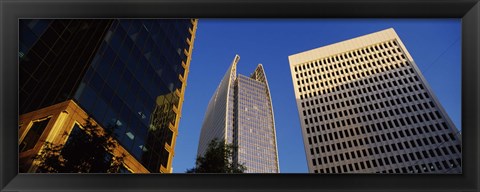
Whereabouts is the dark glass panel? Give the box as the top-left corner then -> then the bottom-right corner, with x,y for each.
127,104 -> 140,124
89,71 -> 105,94
49,20 -> 67,36
149,152 -> 161,172
102,107 -> 117,132
51,38 -> 66,56
165,128 -> 173,146
19,41 -> 29,56
91,97 -> 108,122
21,48 -> 42,75
138,88 -> 152,110
127,21 -> 141,41
142,20 -> 154,29
152,26 -> 167,48
152,138 -> 163,153
73,82 -> 86,100
32,61 -> 50,81
77,83 -> 97,112
126,49 -> 140,74
110,27 -> 126,53
100,83 -> 115,104
140,67 -> 154,92
43,52 -> 57,67
119,37 -> 133,62
22,77 -> 39,98
132,136 -> 146,159
89,54 -> 102,72
124,91 -> 137,110
110,95 -> 124,114
136,124 -> 148,142
105,59 -> 124,89
116,71 -> 132,99
121,128 -> 136,151
119,107 -> 132,128
19,67 -> 30,90
96,46 -> 115,75
159,148 -> 169,167
96,42 -> 107,56
30,20 -> 52,36
113,118 -> 127,141
135,26 -> 147,49
119,19 -> 132,30
143,35 -> 154,54
133,97 -> 146,121
19,24 -> 38,51
38,26 -> 59,48
20,19 -> 112,114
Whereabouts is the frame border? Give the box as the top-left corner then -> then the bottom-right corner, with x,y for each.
1,0 -> 479,191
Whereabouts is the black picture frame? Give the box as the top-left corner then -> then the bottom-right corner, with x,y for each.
1,0 -> 479,191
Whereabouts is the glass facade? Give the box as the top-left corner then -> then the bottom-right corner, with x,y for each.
20,19 -> 112,114
235,74 -> 278,173
197,55 -> 239,158
197,55 -> 280,173
19,19 -> 198,173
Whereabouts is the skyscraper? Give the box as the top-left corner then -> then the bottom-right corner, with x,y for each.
197,55 -> 280,173
19,19 -> 198,173
289,28 -> 462,173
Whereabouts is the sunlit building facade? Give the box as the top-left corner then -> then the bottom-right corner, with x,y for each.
197,55 -> 280,173
19,19 -> 198,173
19,100 -> 148,173
289,28 -> 462,173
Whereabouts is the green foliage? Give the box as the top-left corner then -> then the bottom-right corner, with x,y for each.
34,117 -> 125,173
186,138 -> 246,173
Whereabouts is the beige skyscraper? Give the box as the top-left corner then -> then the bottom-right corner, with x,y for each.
289,28 -> 461,173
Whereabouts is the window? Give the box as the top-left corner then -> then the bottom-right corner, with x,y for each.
20,117 -> 51,152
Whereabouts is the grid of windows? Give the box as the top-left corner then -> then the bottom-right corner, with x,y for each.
197,56 -> 238,158
20,19 -> 112,114
198,56 -> 279,173
289,28 -> 461,173
73,19 -> 195,172
19,19 -> 197,173
235,74 -> 278,173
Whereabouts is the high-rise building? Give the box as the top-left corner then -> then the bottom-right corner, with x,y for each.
18,19 -> 198,173
288,28 -> 462,174
197,55 -> 280,173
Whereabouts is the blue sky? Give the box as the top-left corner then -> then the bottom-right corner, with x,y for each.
171,19 -> 461,173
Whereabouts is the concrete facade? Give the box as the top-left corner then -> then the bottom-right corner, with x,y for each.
289,28 -> 462,173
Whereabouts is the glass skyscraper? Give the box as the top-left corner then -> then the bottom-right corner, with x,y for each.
289,28 -> 461,173
19,19 -> 198,173
197,55 -> 280,173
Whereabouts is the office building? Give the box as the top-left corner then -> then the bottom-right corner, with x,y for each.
288,28 -> 462,173
197,55 -> 280,173
19,19 -> 198,173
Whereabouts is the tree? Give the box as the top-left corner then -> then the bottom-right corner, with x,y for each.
186,138 -> 246,173
34,117 -> 125,173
